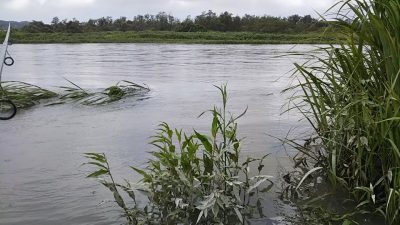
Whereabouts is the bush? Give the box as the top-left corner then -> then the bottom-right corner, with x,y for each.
85,85 -> 273,224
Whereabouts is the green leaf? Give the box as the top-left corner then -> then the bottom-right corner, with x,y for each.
116,184 -> 136,203
247,176 -> 272,194
113,191 -> 126,209
83,162 -> 107,170
257,164 -> 264,174
203,154 -> 213,175
87,169 -> 108,178
341,219 -> 353,225
260,181 -> 273,193
195,131 -> 213,154
83,153 -> 106,163
211,113 -> 219,138
296,167 -> 323,190
234,207 -> 243,223
130,167 -> 151,181
196,210 -> 204,224
257,199 -> 264,217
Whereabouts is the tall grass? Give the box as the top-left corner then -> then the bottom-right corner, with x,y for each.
288,0 -> 400,223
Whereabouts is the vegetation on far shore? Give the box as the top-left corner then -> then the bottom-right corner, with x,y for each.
0,10 -> 336,44
20,11 -> 327,34
5,30 -> 336,44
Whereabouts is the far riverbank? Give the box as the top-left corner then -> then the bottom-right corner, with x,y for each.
3,31 -> 337,44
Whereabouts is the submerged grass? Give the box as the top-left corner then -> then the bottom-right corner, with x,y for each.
286,0 -> 400,224
0,81 -> 57,108
0,79 -> 149,109
59,79 -> 150,105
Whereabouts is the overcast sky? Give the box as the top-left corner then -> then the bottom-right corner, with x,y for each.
0,0 -> 337,23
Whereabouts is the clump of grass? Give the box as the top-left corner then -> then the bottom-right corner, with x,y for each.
59,79 -> 149,105
286,0 -> 400,224
105,85 -> 124,99
58,78 -> 90,101
0,81 -> 58,108
85,85 -> 273,225
0,79 -> 149,109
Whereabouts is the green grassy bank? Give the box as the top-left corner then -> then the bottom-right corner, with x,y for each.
2,31 -> 335,44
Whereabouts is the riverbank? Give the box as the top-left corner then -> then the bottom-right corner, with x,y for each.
5,31 -> 336,44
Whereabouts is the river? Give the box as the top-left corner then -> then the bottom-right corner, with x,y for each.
0,43 -> 317,225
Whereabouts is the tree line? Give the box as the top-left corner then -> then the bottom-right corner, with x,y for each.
21,10 -> 328,33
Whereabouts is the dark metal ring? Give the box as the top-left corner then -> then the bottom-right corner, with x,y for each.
4,57 -> 14,66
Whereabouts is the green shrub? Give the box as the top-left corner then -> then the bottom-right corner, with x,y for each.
85,85 -> 272,224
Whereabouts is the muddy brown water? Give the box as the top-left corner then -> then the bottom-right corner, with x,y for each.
0,44 -> 320,225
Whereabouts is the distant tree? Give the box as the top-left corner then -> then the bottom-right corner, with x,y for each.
65,18 -> 82,33
240,14 -> 258,31
21,20 -> 53,32
20,12 -> 325,33
195,10 -> 220,31
96,16 -> 113,30
51,17 -> 60,32
232,16 -> 241,31
132,15 -> 146,31
288,14 -> 301,24
114,16 -> 128,31
84,19 -> 97,31
51,17 -> 59,26
156,12 -> 171,30
218,11 -> 233,31
177,16 -> 206,32
301,15 -> 313,23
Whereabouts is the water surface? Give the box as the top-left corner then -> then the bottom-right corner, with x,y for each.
0,43 -> 316,225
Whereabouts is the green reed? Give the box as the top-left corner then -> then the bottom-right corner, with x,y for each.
286,0 -> 400,224
0,79 -> 149,108
85,85 -> 273,225
59,79 -> 150,105
0,81 -> 57,108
